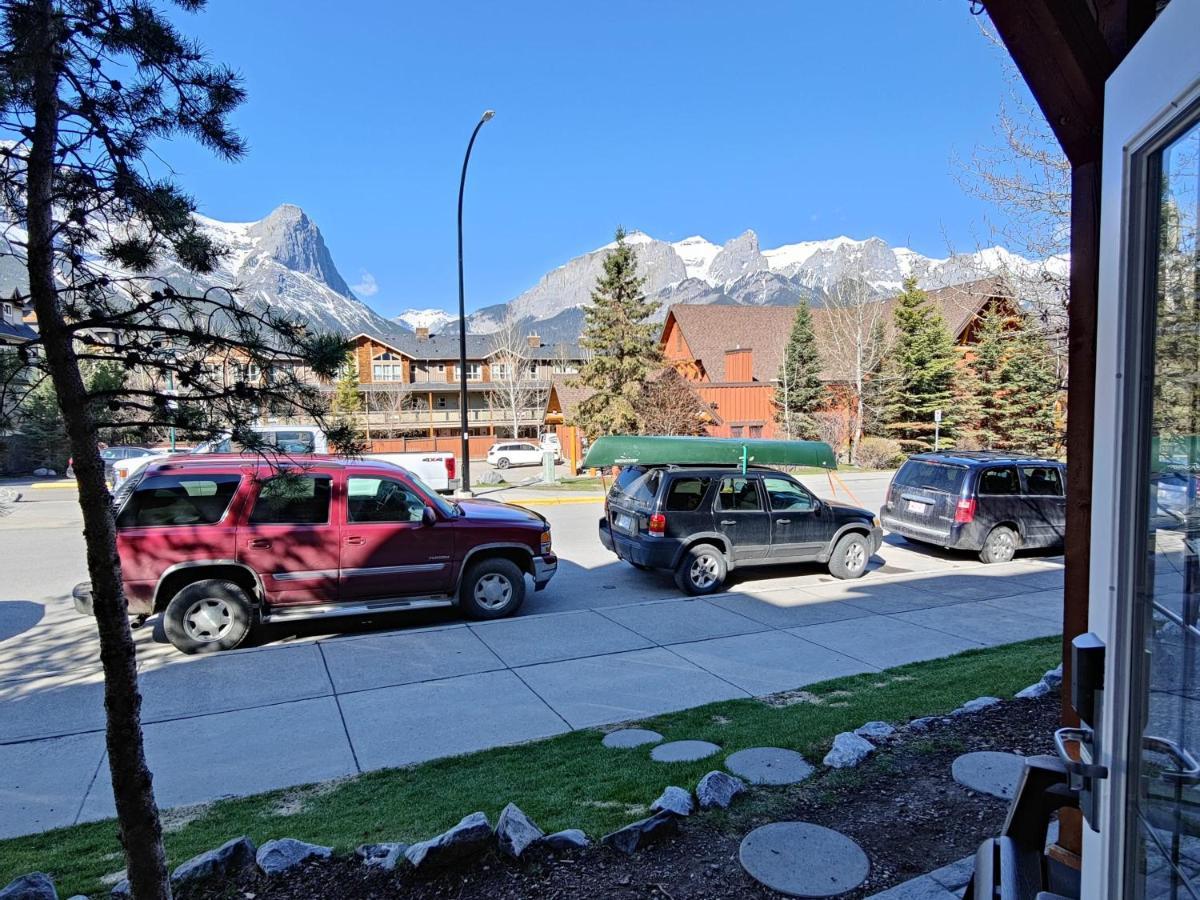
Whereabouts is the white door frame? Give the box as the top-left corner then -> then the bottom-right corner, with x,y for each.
1086,0 -> 1200,894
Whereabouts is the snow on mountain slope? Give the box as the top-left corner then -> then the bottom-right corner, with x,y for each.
393,308 -> 457,332
672,235 -> 722,283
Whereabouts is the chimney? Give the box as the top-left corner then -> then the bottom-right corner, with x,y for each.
724,347 -> 753,382
526,332 -> 542,349
416,326 -> 430,342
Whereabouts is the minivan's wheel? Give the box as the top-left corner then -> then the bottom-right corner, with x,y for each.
461,557 -> 525,619
674,544 -> 727,596
979,526 -> 1018,564
495,457 -> 510,470
828,532 -> 871,579
162,579 -> 253,654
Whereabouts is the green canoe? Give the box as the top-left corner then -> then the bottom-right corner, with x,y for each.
581,435 -> 837,471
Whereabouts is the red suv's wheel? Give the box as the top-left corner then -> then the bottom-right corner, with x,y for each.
163,579 -> 253,654
460,557 -> 525,619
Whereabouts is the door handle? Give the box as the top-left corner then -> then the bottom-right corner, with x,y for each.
345,535 -> 365,545
247,539 -> 271,550
720,520 -> 736,526
776,519 -> 791,525
1145,735 -> 1200,785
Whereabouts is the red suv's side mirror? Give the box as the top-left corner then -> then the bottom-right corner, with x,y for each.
422,506 -> 437,526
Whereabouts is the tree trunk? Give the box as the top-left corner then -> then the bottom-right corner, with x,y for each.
25,5 -> 171,898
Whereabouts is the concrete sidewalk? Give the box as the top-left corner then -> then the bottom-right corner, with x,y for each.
0,559 -> 1062,839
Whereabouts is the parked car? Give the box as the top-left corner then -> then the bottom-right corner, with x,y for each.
879,451 -> 1067,563
75,455 -> 556,653
367,451 -> 457,493
599,464 -> 882,594
487,441 -> 553,469
68,445 -> 154,482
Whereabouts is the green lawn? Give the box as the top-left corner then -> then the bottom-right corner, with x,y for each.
0,637 -> 1059,896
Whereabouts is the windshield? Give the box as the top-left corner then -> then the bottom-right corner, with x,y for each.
894,460 -> 968,494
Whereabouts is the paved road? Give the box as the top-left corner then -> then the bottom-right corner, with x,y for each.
0,472 -> 1064,838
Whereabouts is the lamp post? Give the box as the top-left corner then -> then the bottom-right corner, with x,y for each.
455,109 -> 494,497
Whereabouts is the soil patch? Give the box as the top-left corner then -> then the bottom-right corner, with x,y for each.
179,696 -> 1058,900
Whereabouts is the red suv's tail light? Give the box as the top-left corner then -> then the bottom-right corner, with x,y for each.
954,497 -> 977,524
649,513 -> 666,535
445,455 -> 456,481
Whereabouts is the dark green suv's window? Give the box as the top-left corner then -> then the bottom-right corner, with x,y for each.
717,477 -> 762,511
665,476 -> 711,511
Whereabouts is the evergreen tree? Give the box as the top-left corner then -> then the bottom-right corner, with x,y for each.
330,355 -> 365,442
572,227 -> 661,438
963,305 -> 1013,449
774,301 -> 825,439
995,324 -> 1062,454
878,277 -> 959,450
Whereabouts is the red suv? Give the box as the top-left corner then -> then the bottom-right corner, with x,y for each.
73,455 -> 557,653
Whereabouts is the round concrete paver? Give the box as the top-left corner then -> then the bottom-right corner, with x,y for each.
651,740 -> 721,762
602,728 -> 664,749
725,748 -> 815,785
952,751 -> 1026,800
739,822 -> 869,897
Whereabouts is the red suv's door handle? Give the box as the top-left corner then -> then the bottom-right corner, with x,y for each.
247,538 -> 271,549
345,535 -> 365,545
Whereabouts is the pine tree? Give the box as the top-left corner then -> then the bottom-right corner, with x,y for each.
878,277 -> 959,450
330,355 -> 365,442
995,324 -> 1062,454
964,305 -> 1014,449
774,301 -> 825,439
572,227 -> 661,438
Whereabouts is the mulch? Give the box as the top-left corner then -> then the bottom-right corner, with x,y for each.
181,695 -> 1059,900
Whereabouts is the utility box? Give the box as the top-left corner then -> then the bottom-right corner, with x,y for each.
542,450 -> 558,484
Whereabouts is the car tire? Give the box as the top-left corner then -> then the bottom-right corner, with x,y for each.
828,532 -> 871,580
460,557 -> 525,619
496,457 -> 510,470
674,544 -> 728,595
979,525 -> 1019,564
162,579 -> 254,654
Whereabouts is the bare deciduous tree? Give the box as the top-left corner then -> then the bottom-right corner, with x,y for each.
638,368 -> 710,436
821,274 -> 888,465
487,310 -> 543,438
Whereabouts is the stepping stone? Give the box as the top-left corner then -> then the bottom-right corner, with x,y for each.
651,740 -> 721,762
725,747 -> 815,785
739,822 -> 870,897
952,751 -> 1026,800
603,728 -> 664,749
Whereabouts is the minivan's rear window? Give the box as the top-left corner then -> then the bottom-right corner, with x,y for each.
116,474 -> 241,528
894,461 -> 968,494
609,467 -> 661,509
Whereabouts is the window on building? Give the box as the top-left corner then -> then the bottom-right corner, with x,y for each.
524,362 -> 538,380
492,362 -> 511,380
749,425 -> 763,438
372,363 -> 403,381
552,362 -> 577,375
466,362 -> 482,381
730,425 -> 744,438
249,474 -> 331,525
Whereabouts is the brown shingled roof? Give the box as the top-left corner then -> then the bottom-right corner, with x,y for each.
664,276 -> 1012,384
546,374 -> 596,420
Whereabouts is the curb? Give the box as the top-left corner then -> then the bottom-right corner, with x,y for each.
30,481 -> 77,490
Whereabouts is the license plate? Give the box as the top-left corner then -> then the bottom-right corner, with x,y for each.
615,513 -> 634,532
907,500 -> 929,514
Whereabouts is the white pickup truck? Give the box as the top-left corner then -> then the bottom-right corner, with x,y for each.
369,451 -> 457,493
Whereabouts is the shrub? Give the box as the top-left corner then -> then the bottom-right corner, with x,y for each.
856,436 -> 904,470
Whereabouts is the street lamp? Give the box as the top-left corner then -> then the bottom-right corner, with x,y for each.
455,108 -> 495,497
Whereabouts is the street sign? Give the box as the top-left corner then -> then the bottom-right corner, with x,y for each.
934,409 -> 942,423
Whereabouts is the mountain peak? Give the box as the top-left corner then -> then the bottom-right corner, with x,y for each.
247,203 -> 352,297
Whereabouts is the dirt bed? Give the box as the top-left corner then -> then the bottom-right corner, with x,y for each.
181,696 -> 1059,900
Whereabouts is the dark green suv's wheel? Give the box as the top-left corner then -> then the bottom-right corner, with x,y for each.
162,579 -> 254,654
828,532 -> 871,580
674,544 -> 728,595
979,525 -> 1018,564
460,557 -> 526,619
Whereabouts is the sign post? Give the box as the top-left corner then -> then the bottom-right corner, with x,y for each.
933,409 -> 942,452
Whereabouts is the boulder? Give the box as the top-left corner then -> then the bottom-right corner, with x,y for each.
908,716 -> 939,731
171,835 -> 257,888
356,842 -> 409,871
32,468 -> 49,477
478,470 -> 505,485
1016,681 -> 1052,699
601,811 -> 679,854
1042,664 -> 1064,691
542,829 -> 590,851
256,838 -> 333,876
109,883 -> 129,899
405,812 -> 494,869
696,771 -> 746,810
650,786 -> 693,817
954,696 -> 1001,715
0,873 -> 58,900
854,721 -> 896,741
496,803 -> 545,859
823,732 -> 875,769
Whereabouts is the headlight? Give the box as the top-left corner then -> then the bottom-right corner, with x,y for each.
540,530 -> 552,554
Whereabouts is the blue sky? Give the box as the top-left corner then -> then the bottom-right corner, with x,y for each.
163,1 -> 1025,316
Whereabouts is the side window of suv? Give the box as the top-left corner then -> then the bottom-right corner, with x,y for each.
762,476 -> 815,511
347,476 -> 426,523
117,474 -> 242,528
716,477 -> 762,511
1022,466 -> 1064,496
977,466 -> 1020,495
665,476 -> 711,511
249,474 -> 331,525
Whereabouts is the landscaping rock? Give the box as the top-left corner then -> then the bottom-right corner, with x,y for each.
256,838 -> 333,876
602,728 -> 663,749
908,716 -> 939,731
823,732 -> 875,768
739,822 -> 870,897
496,803 -> 545,859
405,812 -> 494,869
0,873 -> 58,900
1042,664 -> 1063,691
355,842 -> 409,870
542,829 -> 590,851
855,720 -> 897,741
952,751 -> 1026,800
601,811 -> 679,854
1016,680 -> 1052,699
109,883 -> 129,899
954,696 -> 1001,715
697,770 -> 747,809
725,747 -> 815,785
650,785 -> 694,817
172,835 -> 257,888
478,470 -> 505,485
650,740 -> 720,762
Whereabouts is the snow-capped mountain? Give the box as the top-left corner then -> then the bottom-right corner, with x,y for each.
393,308 -> 458,332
